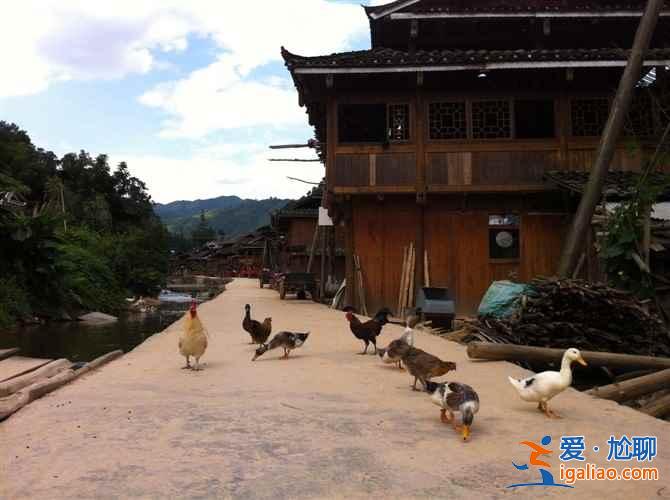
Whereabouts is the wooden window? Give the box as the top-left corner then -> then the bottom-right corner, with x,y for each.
388,104 -> 410,141
428,102 -> 467,139
338,103 -> 410,143
338,103 -> 387,143
624,93 -> 655,138
571,98 -> 609,137
472,100 -> 512,139
515,99 -> 555,139
489,214 -> 520,260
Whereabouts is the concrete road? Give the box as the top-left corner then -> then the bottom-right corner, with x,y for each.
1,279 -> 668,499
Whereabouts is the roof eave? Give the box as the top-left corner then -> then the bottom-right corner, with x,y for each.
292,59 -> 670,74
364,0 -> 421,20
389,11 -> 670,19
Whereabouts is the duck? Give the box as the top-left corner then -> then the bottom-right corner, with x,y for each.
377,327 -> 414,369
425,381 -> 479,441
389,342 -> 456,391
252,331 -> 310,361
243,304 -> 272,345
405,307 -> 423,329
508,347 -> 587,418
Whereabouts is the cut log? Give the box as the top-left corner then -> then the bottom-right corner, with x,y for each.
0,369 -> 76,420
0,359 -> 72,397
0,350 -> 123,421
73,350 -> 123,377
640,392 -> 670,418
0,348 -> 20,362
467,342 -> 670,371
587,369 -> 670,402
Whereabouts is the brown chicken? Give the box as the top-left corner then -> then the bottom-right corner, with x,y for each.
343,306 -> 392,354
386,339 -> 456,390
242,304 -> 272,345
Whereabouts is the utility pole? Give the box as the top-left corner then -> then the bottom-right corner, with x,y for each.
557,0 -> 664,277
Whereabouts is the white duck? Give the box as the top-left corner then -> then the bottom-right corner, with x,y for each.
508,347 -> 587,418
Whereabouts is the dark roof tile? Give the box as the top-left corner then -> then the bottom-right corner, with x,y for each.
282,47 -> 670,70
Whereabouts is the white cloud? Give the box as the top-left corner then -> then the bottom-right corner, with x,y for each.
113,145 -> 323,203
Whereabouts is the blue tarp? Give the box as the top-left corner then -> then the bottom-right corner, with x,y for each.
477,280 -> 530,318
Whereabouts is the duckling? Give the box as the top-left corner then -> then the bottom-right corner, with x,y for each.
377,327 -> 414,369
252,331 -> 310,361
392,343 -> 456,391
426,381 -> 479,441
508,347 -> 587,418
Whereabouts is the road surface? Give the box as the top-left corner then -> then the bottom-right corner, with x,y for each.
1,279 -> 668,499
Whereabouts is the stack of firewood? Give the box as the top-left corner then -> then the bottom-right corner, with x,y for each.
467,277 -> 670,357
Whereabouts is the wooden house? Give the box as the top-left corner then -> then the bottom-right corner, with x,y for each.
272,186 -> 346,289
282,0 -> 670,314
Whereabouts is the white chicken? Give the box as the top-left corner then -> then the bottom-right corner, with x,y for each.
508,347 -> 587,418
179,300 -> 208,370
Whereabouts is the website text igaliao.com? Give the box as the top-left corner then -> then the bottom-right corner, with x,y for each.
559,463 -> 660,484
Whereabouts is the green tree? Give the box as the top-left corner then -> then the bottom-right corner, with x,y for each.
191,209 -> 216,247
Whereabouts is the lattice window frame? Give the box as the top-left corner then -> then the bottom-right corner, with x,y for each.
471,99 -> 513,140
624,92 -> 656,138
387,103 -> 411,142
570,97 -> 611,137
428,101 -> 468,140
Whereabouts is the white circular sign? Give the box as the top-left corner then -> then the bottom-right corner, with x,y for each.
496,231 -> 514,249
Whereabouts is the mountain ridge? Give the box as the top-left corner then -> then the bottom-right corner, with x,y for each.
154,195 -> 290,237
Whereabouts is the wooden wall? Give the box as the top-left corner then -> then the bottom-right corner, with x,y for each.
352,196 -> 569,315
288,218 -> 316,248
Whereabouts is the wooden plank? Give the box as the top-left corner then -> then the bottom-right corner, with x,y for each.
0,357 -> 53,383
376,153 -> 416,186
0,348 -> 19,362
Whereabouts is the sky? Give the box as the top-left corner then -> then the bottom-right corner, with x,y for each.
0,0 -> 387,203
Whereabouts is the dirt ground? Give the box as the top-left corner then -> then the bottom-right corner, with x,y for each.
1,278 -> 668,499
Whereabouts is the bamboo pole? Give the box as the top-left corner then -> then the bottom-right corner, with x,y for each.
398,246 -> 408,315
467,342 -> 670,371
557,0 -> 664,277
408,243 -> 416,309
587,369 -> 670,402
424,250 -> 430,287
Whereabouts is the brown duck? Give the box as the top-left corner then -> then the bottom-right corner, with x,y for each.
387,340 -> 456,391
242,304 -> 272,345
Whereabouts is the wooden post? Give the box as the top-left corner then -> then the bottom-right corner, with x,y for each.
467,342 -> 670,371
319,223 -> 326,299
558,0 -> 664,277
344,200 -> 356,308
414,87 -> 426,299
588,369 -> 670,402
307,224 -> 319,273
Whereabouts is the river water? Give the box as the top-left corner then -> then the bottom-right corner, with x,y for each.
0,293 -> 196,362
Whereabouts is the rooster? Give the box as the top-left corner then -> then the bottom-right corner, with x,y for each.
179,300 -> 208,370
243,304 -> 272,345
343,306 -> 392,355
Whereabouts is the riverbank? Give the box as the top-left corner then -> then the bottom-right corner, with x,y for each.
0,278 -> 668,499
